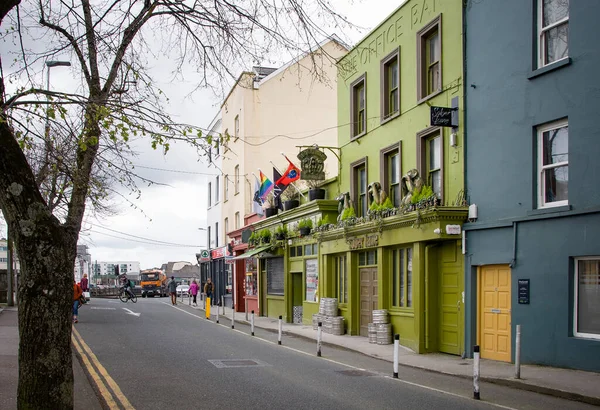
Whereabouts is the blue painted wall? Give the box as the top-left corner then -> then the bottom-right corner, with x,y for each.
464,0 -> 600,372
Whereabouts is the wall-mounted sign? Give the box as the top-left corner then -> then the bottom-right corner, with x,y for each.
430,106 -> 458,127
211,246 -> 230,259
196,250 -> 210,263
518,279 -> 530,304
446,225 -> 462,235
347,235 -> 378,250
297,148 -> 327,180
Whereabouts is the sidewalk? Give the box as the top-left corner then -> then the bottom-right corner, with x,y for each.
0,306 -> 103,410
187,297 -> 600,406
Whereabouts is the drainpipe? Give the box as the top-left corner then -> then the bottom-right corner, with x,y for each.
509,222 -> 518,268
425,244 -> 439,350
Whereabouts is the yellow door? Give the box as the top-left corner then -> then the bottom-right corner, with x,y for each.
479,265 -> 511,362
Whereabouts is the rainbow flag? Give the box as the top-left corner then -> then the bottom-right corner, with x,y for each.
259,170 -> 274,200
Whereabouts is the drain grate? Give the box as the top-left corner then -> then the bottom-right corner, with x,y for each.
209,359 -> 270,368
335,369 -> 376,377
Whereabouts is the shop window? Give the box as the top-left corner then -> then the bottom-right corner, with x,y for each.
417,15 -> 442,101
574,257 -> 600,339
267,257 -> 284,295
392,247 -> 413,308
350,73 -> 366,138
290,247 -> 296,257
336,255 -> 348,304
305,259 -> 319,302
358,250 -> 377,266
417,127 -> 444,201
381,50 -> 400,121
305,244 -> 313,256
245,258 -> 257,296
381,142 -> 402,207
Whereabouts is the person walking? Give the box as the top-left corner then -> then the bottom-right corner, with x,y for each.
204,278 -> 214,306
189,279 -> 199,306
167,276 -> 178,305
73,280 -> 83,323
80,274 -> 89,292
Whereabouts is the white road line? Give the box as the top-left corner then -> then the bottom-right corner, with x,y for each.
122,308 -> 141,317
162,301 -> 517,410
91,307 -> 116,310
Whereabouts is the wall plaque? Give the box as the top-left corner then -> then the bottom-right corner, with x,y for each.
518,279 -> 530,304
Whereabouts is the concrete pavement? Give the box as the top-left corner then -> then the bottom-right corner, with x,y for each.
186,297 -> 600,407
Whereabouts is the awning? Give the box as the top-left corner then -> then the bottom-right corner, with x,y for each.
231,245 -> 270,260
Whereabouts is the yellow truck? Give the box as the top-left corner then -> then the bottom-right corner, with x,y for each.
140,269 -> 167,298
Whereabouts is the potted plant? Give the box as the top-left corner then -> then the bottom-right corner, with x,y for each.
281,187 -> 300,211
298,218 -> 313,236
275,224 -> 288,240
317,214 -> 330,228
263,192 -> 278,217
307,179 -> 326,201
259,229 -> 272,244
248,231 -> 257,246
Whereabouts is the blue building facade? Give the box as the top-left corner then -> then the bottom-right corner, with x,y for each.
464,0 -> 600,372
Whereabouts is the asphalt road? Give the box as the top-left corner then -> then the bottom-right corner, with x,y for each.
73,298 -> 595,410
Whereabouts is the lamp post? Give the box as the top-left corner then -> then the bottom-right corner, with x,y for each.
45,60 -> 71,137
197,227 -> 209,297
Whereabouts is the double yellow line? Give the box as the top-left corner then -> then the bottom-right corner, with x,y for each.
72,327 -> 135,410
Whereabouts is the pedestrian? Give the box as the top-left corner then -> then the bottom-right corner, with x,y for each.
189,279 -> 199,306
204,277 -> 214,305
80,273 -> 89,292
73,280 -> 83,323
167,276 -> 178,305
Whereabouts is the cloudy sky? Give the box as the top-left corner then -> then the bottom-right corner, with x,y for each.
1,1 -> 404,270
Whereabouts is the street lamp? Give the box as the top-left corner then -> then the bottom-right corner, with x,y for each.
45,60 -> 71,137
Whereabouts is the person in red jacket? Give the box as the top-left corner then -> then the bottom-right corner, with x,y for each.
80,274 -> 89,292
73,281 -> 83,323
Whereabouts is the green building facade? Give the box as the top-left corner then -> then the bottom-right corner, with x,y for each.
319,0 -> 468,354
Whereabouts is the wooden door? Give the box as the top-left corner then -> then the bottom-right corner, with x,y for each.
439,241 -> 463,355
479,265 -> 511,362
360,267 -> 378,337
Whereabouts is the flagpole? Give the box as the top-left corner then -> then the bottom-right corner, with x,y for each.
271,159 -> 306,199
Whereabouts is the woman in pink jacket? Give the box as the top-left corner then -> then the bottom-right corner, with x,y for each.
189,279 -> 200,306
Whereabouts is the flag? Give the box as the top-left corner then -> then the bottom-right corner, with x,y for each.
273,168 -> 285,210
258,170 -> 274,200
276,157 -> 301,186
253,175 -> 264,215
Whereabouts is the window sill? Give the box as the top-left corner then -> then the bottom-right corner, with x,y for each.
381,112 -> 400,126
528,58 -> 571,79
351,131 -> 367,141
417,89 -> 443,106
527,204 -> 572,216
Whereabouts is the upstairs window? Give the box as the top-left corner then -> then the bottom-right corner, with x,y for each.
235,212 -> 240,229
538,119 -> 568,208
215,176 -> 220,203
208,182 -> 212,207
417,16 -> 442,101
417,127 -> 444,201
224,175 -> 229,201
381,142 -> 402,207
350,157 -> 368,218
234,115 -> 240,141
381,50 -> 400,120
350,74 -> 367,138
234,165 -> 240,194
539,0 -> 569,67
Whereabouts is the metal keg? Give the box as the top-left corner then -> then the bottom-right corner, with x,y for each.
376,323 -> 393,345
372,309 -> 389,324
368,323 -> 378,344
331,316 -> 344,335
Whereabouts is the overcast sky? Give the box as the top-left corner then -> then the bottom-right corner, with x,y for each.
1,1 -> 404,270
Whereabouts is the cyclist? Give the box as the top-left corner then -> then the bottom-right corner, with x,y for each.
119,273 -> 135,299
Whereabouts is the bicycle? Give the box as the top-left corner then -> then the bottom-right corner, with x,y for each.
118,286 -> 137,303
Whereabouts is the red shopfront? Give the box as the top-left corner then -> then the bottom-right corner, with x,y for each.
229,213 -> 262,313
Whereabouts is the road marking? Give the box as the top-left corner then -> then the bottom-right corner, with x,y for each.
163,301 -> 517,410
91,307 -> 116,310
72,333 -> 119,409
122,308 -> 141,317
72,327 -> 136,409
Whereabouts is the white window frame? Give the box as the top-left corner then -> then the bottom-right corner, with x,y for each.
574,256 -> 600,340
234,165 -> 240,194
224,175 -> 229,201
537,119 -> 568,209
215,176 -> 220,203
235,212 -> 240,229
538,0 -> 569,68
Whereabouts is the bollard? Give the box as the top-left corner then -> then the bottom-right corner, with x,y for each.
278,315 -> 283,345
393,334 -> 400,378
473,345 -> 480,400
205,297 -> 211,320
188,291 -> 191,306
221,296 -> 225,315
251,310 -> 255,336
245,298 -> 249,321
216,302 -> 219,323
232,305 -> 235,329
515,324 -> 521,379
317,322 -> 323,357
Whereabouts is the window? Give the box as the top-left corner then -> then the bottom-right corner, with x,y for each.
539,0 -> 569,67
417,15 -> 442,101
234,115 -> 240,141
235,212 -> 240,229
208,182 -> 212,207
305,259 -> 318,302
358,250 -> 377,266
235,165 -> 240,194
224,175 -> 229,201
574,258 -> 600,339
267,257 -> 284,295
336,255 -> 348,304
207,227 -> 211,249
215,176 -> 220,203
392,247 -> 413,308
381,50 -> 400,120
350,74 -> 366,138
417,127 -> 444,200
350,157 -> 368,218
381,142 -> 402,207
224,218 -> 229,236
538,120 -> 568,208
215,222 -> 219,247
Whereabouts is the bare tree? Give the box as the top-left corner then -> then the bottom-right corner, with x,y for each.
0,0 -> 351,408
